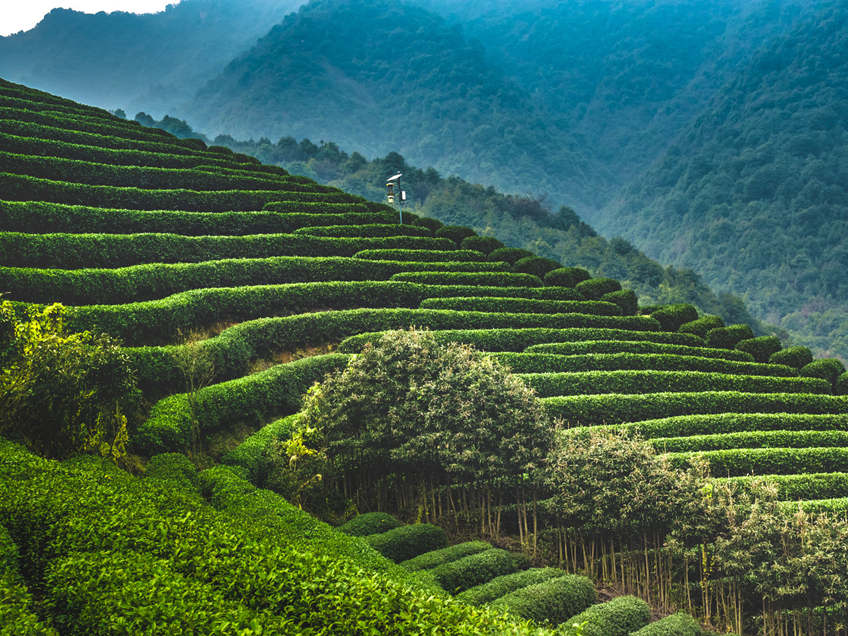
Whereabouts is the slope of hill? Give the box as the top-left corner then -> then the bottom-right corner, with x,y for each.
0,0 -> 305,114
2,78 -> 848,632
603,0 -> 848,359
137,111 -> 763,329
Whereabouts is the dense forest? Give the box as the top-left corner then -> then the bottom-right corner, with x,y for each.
136,111 -> 761,328
604,0 -> 848,358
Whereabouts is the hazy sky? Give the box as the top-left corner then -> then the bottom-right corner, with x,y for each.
0,1 -> 179,37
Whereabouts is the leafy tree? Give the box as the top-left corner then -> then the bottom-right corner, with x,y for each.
299,328 -> 554,538
0,302 -> 136,460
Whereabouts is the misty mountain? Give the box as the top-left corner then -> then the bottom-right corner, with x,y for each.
602,0 -> 848,356
0,0 -> 305,114
187,0 -> 602,210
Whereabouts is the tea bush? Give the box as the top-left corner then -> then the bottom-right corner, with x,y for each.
679,315 -> 725,338
770,346 -> 814,369
354,248 -> 487,261
601,289 -> 638,315
490,575 -> 596,625
400,541 -> 491,571
460,235 -> 504,254
649,304 -> 699,332
418,297 -> 621,316
338,512 -> 404,537
563,596 -> 650,635
543,267 -> 591,288
525,340 -> 745,360
456,568 -> 566,606
735,336 -> 782,363
706,324 -> 755,349
430,548 -> 520,593
366,524 -> 448,562
294,223 -> 433,237
575,277 -> 621,299
630,611 -> 702,636
513,256 -> 562,278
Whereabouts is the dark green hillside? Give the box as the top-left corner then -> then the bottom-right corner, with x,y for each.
2,79 -> 848,633
604,0 -> 848,359
0,0 -> 305,113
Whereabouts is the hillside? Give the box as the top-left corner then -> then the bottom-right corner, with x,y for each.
2,79 -> 848,632
138,110 -> 762,329
603,0 -> 848,359
0,0 -> 305,114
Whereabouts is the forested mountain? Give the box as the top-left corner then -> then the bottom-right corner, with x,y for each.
603,0 -> 848,357
189,0 -> 601,210
139,111 -> 761,328
0,0 -> 305,114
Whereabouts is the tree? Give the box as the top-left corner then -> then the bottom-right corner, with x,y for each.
0,302 -> 136,460
299,328 -> 555,537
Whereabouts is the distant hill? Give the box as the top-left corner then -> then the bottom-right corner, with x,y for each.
0,0 -> 305,114
602,0 -> 848,358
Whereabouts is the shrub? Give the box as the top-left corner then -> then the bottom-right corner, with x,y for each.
295,223 -> 433,238
735,336 -> 783,363
338,512 -> 404,537
262,200 -> 370,214
525,340 -> 748,360
413,217 -> 443,232
489,247 -> 534,264
667,447 -> 848,477
564,596 -> 651,636
649,304 -> 699,332
365,524 -> 448,562
390,271 -> 543,287
0,524 -> 54,634
520,370 -> 827,398
544,267 -> 591,288
134,354 -> 348,455
679,315 -> 724,338
606,412 -> 848,439
770,346 -> 814,369
339,327 -> 695,354
354,248 -> 486,262
601,289 -> 638,315
400,541 -> 491,571
800,359 -> 846,386
460,236 -> 504,254
490,352 -> 795,376
490,575 -> 596,625
836,372 -> 848,396
144,453 -> 198,490
630,611 -> 701,636
650,429 -> 848,453
430,548 -> 520,593
44,549 -> 289,634
575,278 -> 621,300
543,392 -> 848,427
222,413 -> 301,484
706,324 -> 755,349
0,302 -> 136,459
418,297 -> 621,316
0,232 -> 456,268
456,568 -> 566,606
435,225 -> 476,245
513,256 -> 562,278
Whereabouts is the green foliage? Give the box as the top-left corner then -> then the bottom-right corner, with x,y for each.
629,611 -> 702,636
0,523 -> 56,634
294,223 -> 433,238
706,324 -> 755,349
299,329 -> 554,499
366,524 -> 449,563
836,372 -> 848,396
544,267 -> 591,288
144,453 -> 198,491
563,596 -> 651,636
435,225 -> 476,244
489,247 -> 535,264
649,304 -> 699,332
606,413 -> 848,440
401,541 -> 492,571
769,346 -> 814,369
461,235 -> 504,254
0,200 -> 394,235
222,413 -> 301,484
490,352 -> 795,376
490,575 -> 596,626
455,568 -> 566,606
667,447 -> 848,477
338,512 -> 404,537
800,358 -> 846,385
418,297 -> 621,316
430,548 -> 521,594
0,302 -> 135,459
600,289 -> 637,315
735,336 -> 782,363
262,200 -> 371,214
525,340 -> 749,361
543,392 -> 848,427
651,430 -> 848,453
521,370 -> 826,398
679,315 -> 724,338
390,270 -> 543,287
0,231 -> 456,268
339,327 -> 697,354
135,355 -> 347,455
354,248 -> 486,261
513,256 -> 562,278
575,278 -> 621,300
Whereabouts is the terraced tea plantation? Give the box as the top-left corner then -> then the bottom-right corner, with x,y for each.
2,78 -> 847,633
